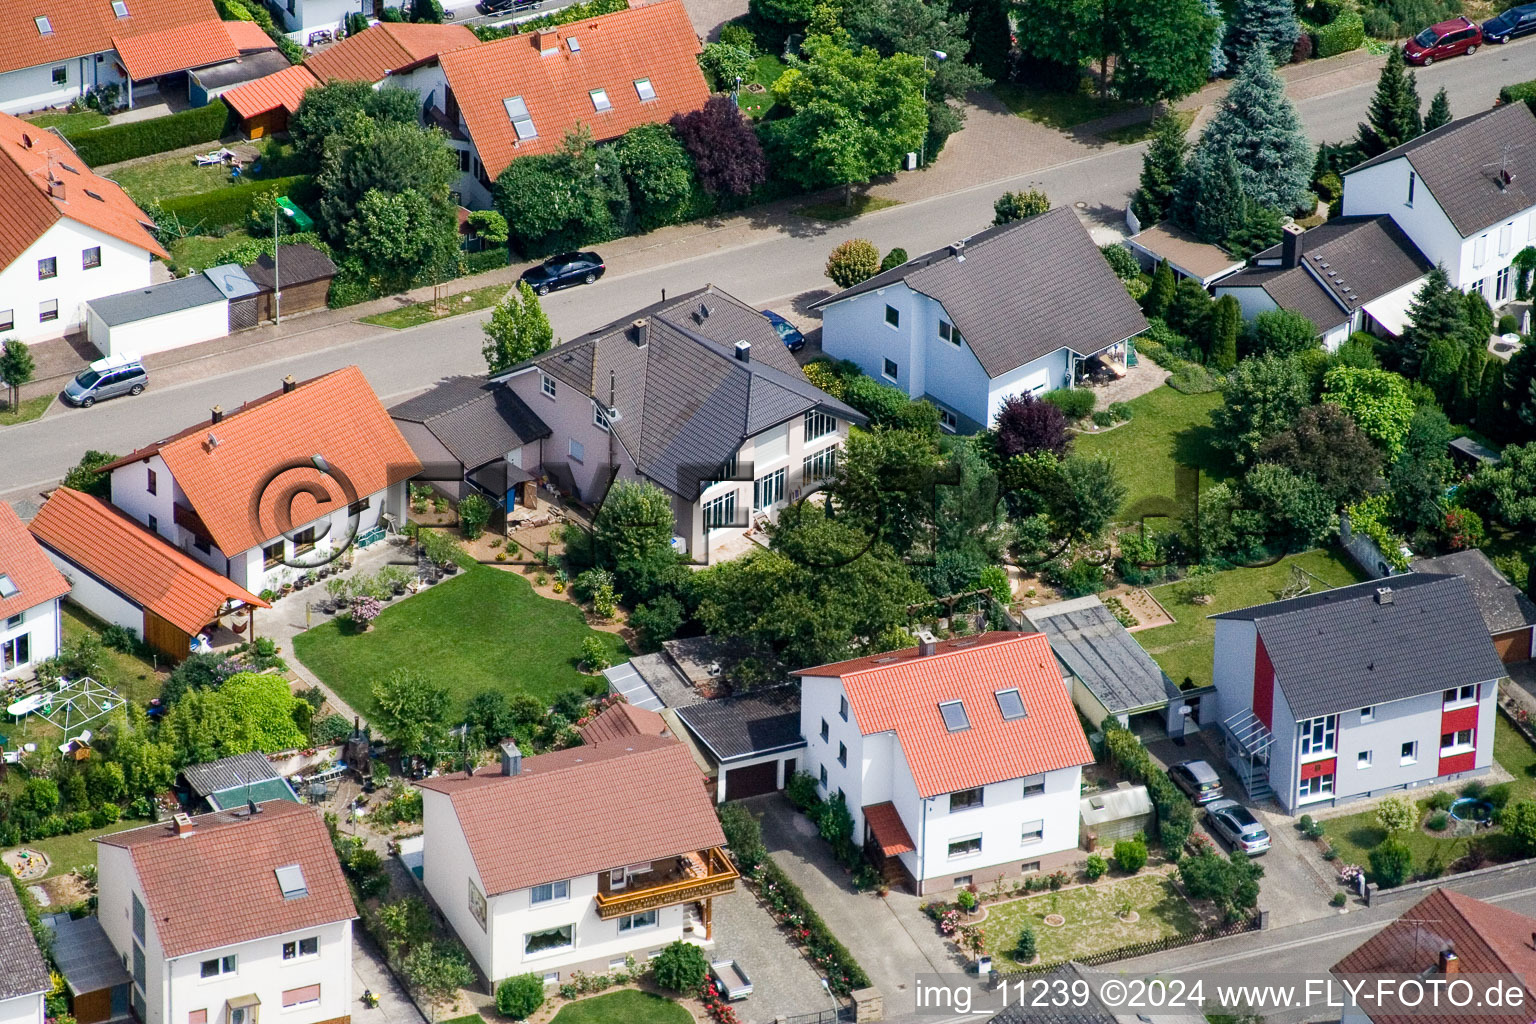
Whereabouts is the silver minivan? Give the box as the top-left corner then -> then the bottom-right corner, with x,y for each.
64,354 -> 148,407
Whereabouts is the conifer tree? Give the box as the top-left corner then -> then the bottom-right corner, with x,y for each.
1400,265 -> 1468,374
1204,0 -> 1228,75
1197,45 -> 1311,213
1176,137 -> 1247,243
1224,0 -> 1298,65
1143,260 -> 1177,318
1478,360 -> 1507,429
1423,86 -> 1452,132
1131,115 -> 1189,225
1209,294 -> 1242,371
1356,47 -> 1422,157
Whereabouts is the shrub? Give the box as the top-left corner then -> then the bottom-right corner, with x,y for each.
100,623 -> 140,654
1369,838 -> 1413,888
1100,242 -> 1140,281
1330,891 -> 1347,907
159,175 -> 316,233
1297,814 -> 1314,832
1084,853 -> 1108,880
1460,779 -> 1487,800
825,239 -> 881,288
718,21 -> 757,49
1015,926 -> 1037,962
993,188 -> 1050,224
1499,313 -> 1520,334
1497,80 -> 1536,109
1091,409 -> 1115,427
880,247 -> 909,272
630,595 -> 684,651
1041,388 -> 1095,420
1313,10 -> 1365,56
1427,790 -> 1455,812
1375,795 -> 1417,834
785,771 -> 821,811
457,493 -> 492,540
1500,799 -> 1536,856
496,974 -> 545,1019
579,635 -> 611,671
1486,783 -> 1513,810
1112,838 -> 1148,874
956,888 -> 978,912
652,940 -> 710,993
718,803 -> 766,871
72,101 -> 233,166
1108,402 -> 1132,422
1427,811 -> 1449,832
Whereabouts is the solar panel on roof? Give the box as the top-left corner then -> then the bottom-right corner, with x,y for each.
938,700 -> 970,732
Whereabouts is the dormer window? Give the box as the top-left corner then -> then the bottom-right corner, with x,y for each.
589,88 -> 611,112
938,700 -> 969,733
503,96 -> 536,140
36,15 -> 53,34
634,77 -> 656,101
112,1 -> 128,17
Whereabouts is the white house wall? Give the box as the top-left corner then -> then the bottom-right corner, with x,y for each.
984,349 -> 1071,425
0,993 -> 43,1024
272,0 -> 352,41
1210,619 -> 1258,728
0,54 -> 126,115
1458,211 -> 1533,302
0,598 -> 61,681
41,550 -> 144,637
1342,159 -> 1471,286
160,920 -> 352,1024
0,219 -> 155,343
95,299 -> 229,358
420,789 -> 495,983
1360,275 -> 1427,337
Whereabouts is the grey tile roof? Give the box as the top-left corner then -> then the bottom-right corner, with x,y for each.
989,965 -> 1116,1024
1211,573 -> 1507,720
244,243 -> 337,289
1411,550 -> 1536,635
517,286 -> 863,500
390,375 -> 550,471
86,273 -> 225,327
1246,216 -> 1432,314
0,877 -> 50,1001
812,207 -> 1148,378
674,686 -> 804,762
1345,103 -> 1536,236
1025,595 -> 1172,714
182,751 -> 279,799
51,913 -> 132,998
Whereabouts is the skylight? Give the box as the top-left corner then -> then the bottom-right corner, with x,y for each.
84,189 -> 104,201
634,77 -> 656,101
36,15 -> 53,34
567,35 -> 580,51
112,1 -> 128,16
503,96 -> 536,140
0,575 -> 17,599
589,88 -> 611,112
274,864 -> 308,899
938,700 -> 970,733
995,688 -> 1026,721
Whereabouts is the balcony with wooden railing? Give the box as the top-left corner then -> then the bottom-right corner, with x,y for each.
592,847 -> 738,920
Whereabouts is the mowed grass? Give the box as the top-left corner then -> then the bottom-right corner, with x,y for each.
986,875 -> 1201,968
24,110 -> 109,136
0,394 -> 54,426
107,141 -> 304,202
1137,550 -> 1366,689
359,283 -> 510,329
1075,385 -> 1227,518
167,230 -> 249,275
795,195 -> 901,222
3,823 -> 141,880
291,566 -> 630,718
550,991 -> 691,1024
993,79 -> 1136,129
737,54 -> 787,119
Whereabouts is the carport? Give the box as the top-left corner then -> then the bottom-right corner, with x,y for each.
674,687 -> 805,803
49,914 -> 132,1024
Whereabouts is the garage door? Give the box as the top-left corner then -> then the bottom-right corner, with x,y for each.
724,761 -> 779,800
1494,628 -> 1532,664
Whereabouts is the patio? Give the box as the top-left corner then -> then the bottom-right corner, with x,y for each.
255,532 -> 422,648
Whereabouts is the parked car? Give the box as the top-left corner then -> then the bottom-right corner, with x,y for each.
1205,799 -> 1271,856
63,353 -> 148,408
1404,16 -> 1481,64
760,309 -> 806,352
1482,3 -> 1536,43
479,0 -> 541,12
520,252 -> 605,295
1168,760 -> 1225,805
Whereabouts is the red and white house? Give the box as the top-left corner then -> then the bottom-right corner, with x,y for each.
1211,574 -> 1506,813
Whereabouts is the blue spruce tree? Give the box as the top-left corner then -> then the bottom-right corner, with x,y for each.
1205,0 -> 1228,76
1198,44 -> 1312,213
1225,0 -> 1299,65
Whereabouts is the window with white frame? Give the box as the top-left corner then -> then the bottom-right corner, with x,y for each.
1299,715 -> 1336,757
131,893 -> 145,940
530,880 -> 569,904
634,77 -> 656,101
702,491 -> 736,530
589,88 -> 611,112
281,937 -> 318,960
1440,728 -> 1474,754
953,874 -> 973,887
593,405 -> 611,431
524,925 -> 574,956
938,408 -> 958,433
1498,266 -> 1513,302
1021,819 -> 1044,844
802,446 -> 836,482
540,373 -> 556,398
1358,750 -> 1372,769
1443,684 -> 1477,708
949,787 -> 983,811
948,835 -> 982,858
617,910 -> 658,932
1401,741 -> 1418,765
568,439 -> 584,463
1022,775 -> 1045,797
803,408 -> 836,441
1360,706 -> 1374,723
884,305 -> 899,328
938,320 -> 962,346
51,66 -> 66,85
882,357 -> 899,380
503,96 -> 537,139
199,955 -> 237,979
0,310 -> 12,332
1298,773 -> 1334,801
753,467 -> 785,510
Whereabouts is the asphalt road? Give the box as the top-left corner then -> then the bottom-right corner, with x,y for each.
4,38 -> 1534,499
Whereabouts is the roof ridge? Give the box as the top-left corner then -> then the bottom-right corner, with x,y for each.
835,632 -> 1034,678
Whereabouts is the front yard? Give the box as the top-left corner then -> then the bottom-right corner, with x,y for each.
548,991 -> 690,1024
985,874 -> 1202,969
291,563 -> 630,718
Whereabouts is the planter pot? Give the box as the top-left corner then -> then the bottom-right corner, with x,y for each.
392,584 -> 405,596
1117,911 -> 1140,924
442,562 -> 459,575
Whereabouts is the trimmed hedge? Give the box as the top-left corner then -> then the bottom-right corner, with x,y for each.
1499,80 -> 1536,113
752,854 -> 871,995
159,175 -> 316,231
1102,722 -> 1195,856
1313,10 -> 1364,57
71,100 -> 232,166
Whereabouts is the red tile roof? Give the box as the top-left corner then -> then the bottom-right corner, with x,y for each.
796,632 -> 1095,799
418,734 -> 723,896
0,502 -> 70,621
1332,888 -> 1536,1024
0,111 -> 167,271
305,21 -> 476,83
862,802 -> 915,857
0,0 -> 226,76
577,701 -> 670,746
222,63 -> 320,119
102,366 -> 421,556
438,0 -> 707,180
96,800 -> 355,958
113,19 -> 238,79
28,487 -> 267,635
222,19 -> 274,52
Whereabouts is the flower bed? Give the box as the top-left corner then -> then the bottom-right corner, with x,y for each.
746,857 -> 870,995
699,980 -> 742,1024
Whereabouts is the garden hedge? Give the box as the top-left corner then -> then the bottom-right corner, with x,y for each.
1102,722 -> 1195,854
71,100 -> 232,166
752,854 -> 871,994
1499,80 -> 1536,113
1312,10 -> 1365,57
159,174 -> 317,231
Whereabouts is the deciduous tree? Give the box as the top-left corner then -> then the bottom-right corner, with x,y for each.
372,670 -> 451,759
615,123 -> 701,232
1256,403 -> 1381,505
481,282 -> 553,374
1211,353 -> 1311,464
1245,309 -> 1318,358
0,339 -> 35,412
993,188 -> 1051,224
670,96 -> 768,198
493,127 -> 630,257
826,238 -> 882,287
1322,366 -> 1415,459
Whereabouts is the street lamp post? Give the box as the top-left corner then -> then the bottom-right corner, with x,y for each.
273,204 -> 295,324
920,50 -> 946,169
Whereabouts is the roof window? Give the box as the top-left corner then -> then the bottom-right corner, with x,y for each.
0,574 -> 17,599
634,77 -> 656,101
112,1 -> 128,16
567,35 -> 580,51
274,864 -> 308,899
503,96 -> 536,140
36,15 -> 53,33
589,88 -> 611,112
995,688 -> 1026,721
938,700 -> 970,733
84,189 -> 103,201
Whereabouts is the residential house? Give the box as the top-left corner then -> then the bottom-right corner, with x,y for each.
389,375 -> 551,509
95,800 -> 356,1024
0,870 -> 50,1024
1211,574 -> 1506,813
0,110 -> 167,343
0,0 -> 246,113
1213,218 -> 1432,349
98,366 -> 420,598
1332,888 -> 1536,1024
493,285 -> 862,558
28,487 -> 269,663
1410,549 -> 1536,664
416,703 -> 736,987
428,0 -> 709,208
794,632 -> 1095,895
1342,102 -> 1536,305
814,207 -> 1149,434
0,501 -> 70,681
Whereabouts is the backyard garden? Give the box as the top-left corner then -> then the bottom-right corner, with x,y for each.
981,874 -> 1201,969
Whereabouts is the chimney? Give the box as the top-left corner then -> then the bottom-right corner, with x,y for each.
734,340 -> 751,363
1440,949 -> 1458,975
918,640 -> 937,657
172,812 -> 196,837
631,318 -> 648,347
210,405 -> 224,424
500,740 -> 522,776
948,240 -> 965,259
534,29 -> 557,52
48,179 -> 65,201
1282,222 -> 1304,268
1375,586 -> 1394,605
282,374 -> 296,393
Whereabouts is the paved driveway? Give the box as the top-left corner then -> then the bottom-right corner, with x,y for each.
712,886 -> 836,1024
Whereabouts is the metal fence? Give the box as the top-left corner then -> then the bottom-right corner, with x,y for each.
782,1007 -> 857,1024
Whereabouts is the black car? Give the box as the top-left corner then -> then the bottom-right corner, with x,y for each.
1483,2 -> 1536,42
479,0 -> 541,13
520,251 -> 605,295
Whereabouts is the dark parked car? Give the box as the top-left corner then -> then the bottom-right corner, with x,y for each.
1405,16 -> 1481,64
520,252 -> 605,295
760,309 -> 805,352
1168,760 -> 1225,805
479,0 -> 541,13
1205,799 -> 1271,856
1482,3 -> 1536,43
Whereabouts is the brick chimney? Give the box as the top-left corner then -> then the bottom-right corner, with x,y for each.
1282,222 -> 1304,268
1440,949 -> 1458,975
172,812 -> 196,837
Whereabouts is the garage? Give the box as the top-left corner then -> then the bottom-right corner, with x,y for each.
85,274 -> 229,358
725,760 -> 781,801
1495,628 -> 1533,664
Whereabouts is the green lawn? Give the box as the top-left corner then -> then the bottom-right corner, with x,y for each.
0,395 -> 53,427
795,195 -> 901,222
4,822 -> 140,879
1101,108 -> 1198,145
359,283 -> 510,329
986,875 -> 1201,969
167,231 -> 249,276
737,54 -> 786,119
1076,385 -> 1227,519
993,79 -> 1136,130
292,566 -> 630,718
550,991 -> 690,1024
24,110 -> 109,137
1137,550 -> 1366,689
108,141 -> 304,202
